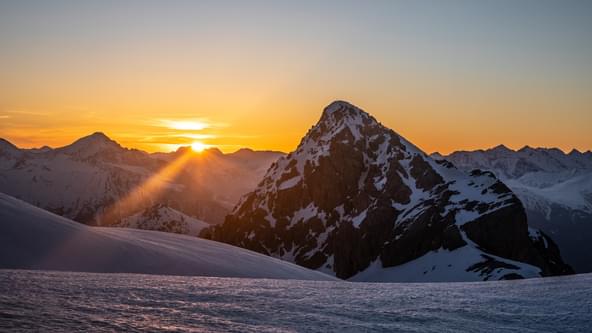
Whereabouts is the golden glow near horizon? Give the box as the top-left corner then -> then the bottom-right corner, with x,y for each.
191,141 -> 208,153
0,2 -> 591,154
100,149 -> 194,224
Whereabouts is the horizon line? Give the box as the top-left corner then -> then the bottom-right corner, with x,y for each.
1,132 -> 590,156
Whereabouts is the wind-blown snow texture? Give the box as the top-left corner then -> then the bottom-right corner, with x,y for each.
439,146 -> 592,273
205,101 -> 572,282
0,132 -> 282,226
1,269 -> 591,332
0,193 -> 334,281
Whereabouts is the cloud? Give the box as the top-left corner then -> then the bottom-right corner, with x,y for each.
176,133 -> 217,140
4,110 -> 50,116
150,117 -> 229,131
158,119 -> 210,131
137,133 -> 217,144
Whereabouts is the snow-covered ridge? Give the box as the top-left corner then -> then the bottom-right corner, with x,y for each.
0,192 -> 334,281
437,146 -> 592,214
439,144 -> 592,181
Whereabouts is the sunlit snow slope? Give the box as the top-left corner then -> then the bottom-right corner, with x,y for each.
0,192 -> 334,281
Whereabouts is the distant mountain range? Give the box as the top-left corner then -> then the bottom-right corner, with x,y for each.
435,145 -> 592,273
0,133 -> 282,231
204,101 -> 572,282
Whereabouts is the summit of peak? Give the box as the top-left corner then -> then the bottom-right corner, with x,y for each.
89,131 -> 109,138
320,100 -> 370,121
78,132 -> 115,144
296,101 -> 398,151
57,131 -> 122,156
490,144 -> 513,153
568,148 -> 582,156
316,101 -> 379,132
232,147 -> 255,155
518,145 -> 534,152
323,100 -> 359,113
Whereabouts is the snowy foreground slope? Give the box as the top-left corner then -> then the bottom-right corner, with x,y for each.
205,101 -> 572,282
438,146 -> 592,272
3,270 -> 591,332
0,193 -> 334,281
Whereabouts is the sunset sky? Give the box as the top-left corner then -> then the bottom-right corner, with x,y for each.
1,1 -> 591,154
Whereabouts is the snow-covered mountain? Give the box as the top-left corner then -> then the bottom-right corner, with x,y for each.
0,192 -> 334,281
113,203 -> 209,236
438,146 -> 592,273
0,132 -> 282,228
203,101 -> 572,282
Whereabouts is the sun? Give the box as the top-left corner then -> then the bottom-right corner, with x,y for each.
191,141 -> 208,152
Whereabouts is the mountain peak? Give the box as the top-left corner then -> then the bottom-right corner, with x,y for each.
203,147 -> 223,156
490,144 -> 513,154
88,131 -> 109,139
57,132 -> 121,156
294,101 -> 385,155
569,148 -> 582,156
74,132 -> 117,145
0,138 -> 18,151
518,145 -> 534,153
323,100 -> 360,114
77,132 -> 118,146
208,102 -> 572,281
320,100 -> 372,124
232,148 -> 255,156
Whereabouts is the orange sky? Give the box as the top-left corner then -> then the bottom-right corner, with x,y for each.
1,2 -> 591,154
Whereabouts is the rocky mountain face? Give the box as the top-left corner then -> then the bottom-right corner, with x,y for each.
0,132 -> 282,228
438,146 -> 592,273
203,101 -> 573,282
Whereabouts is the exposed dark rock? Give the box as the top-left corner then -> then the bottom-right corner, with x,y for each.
467,255 -> 520,280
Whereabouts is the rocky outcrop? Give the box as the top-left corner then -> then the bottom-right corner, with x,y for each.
204,101 -> 573,281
